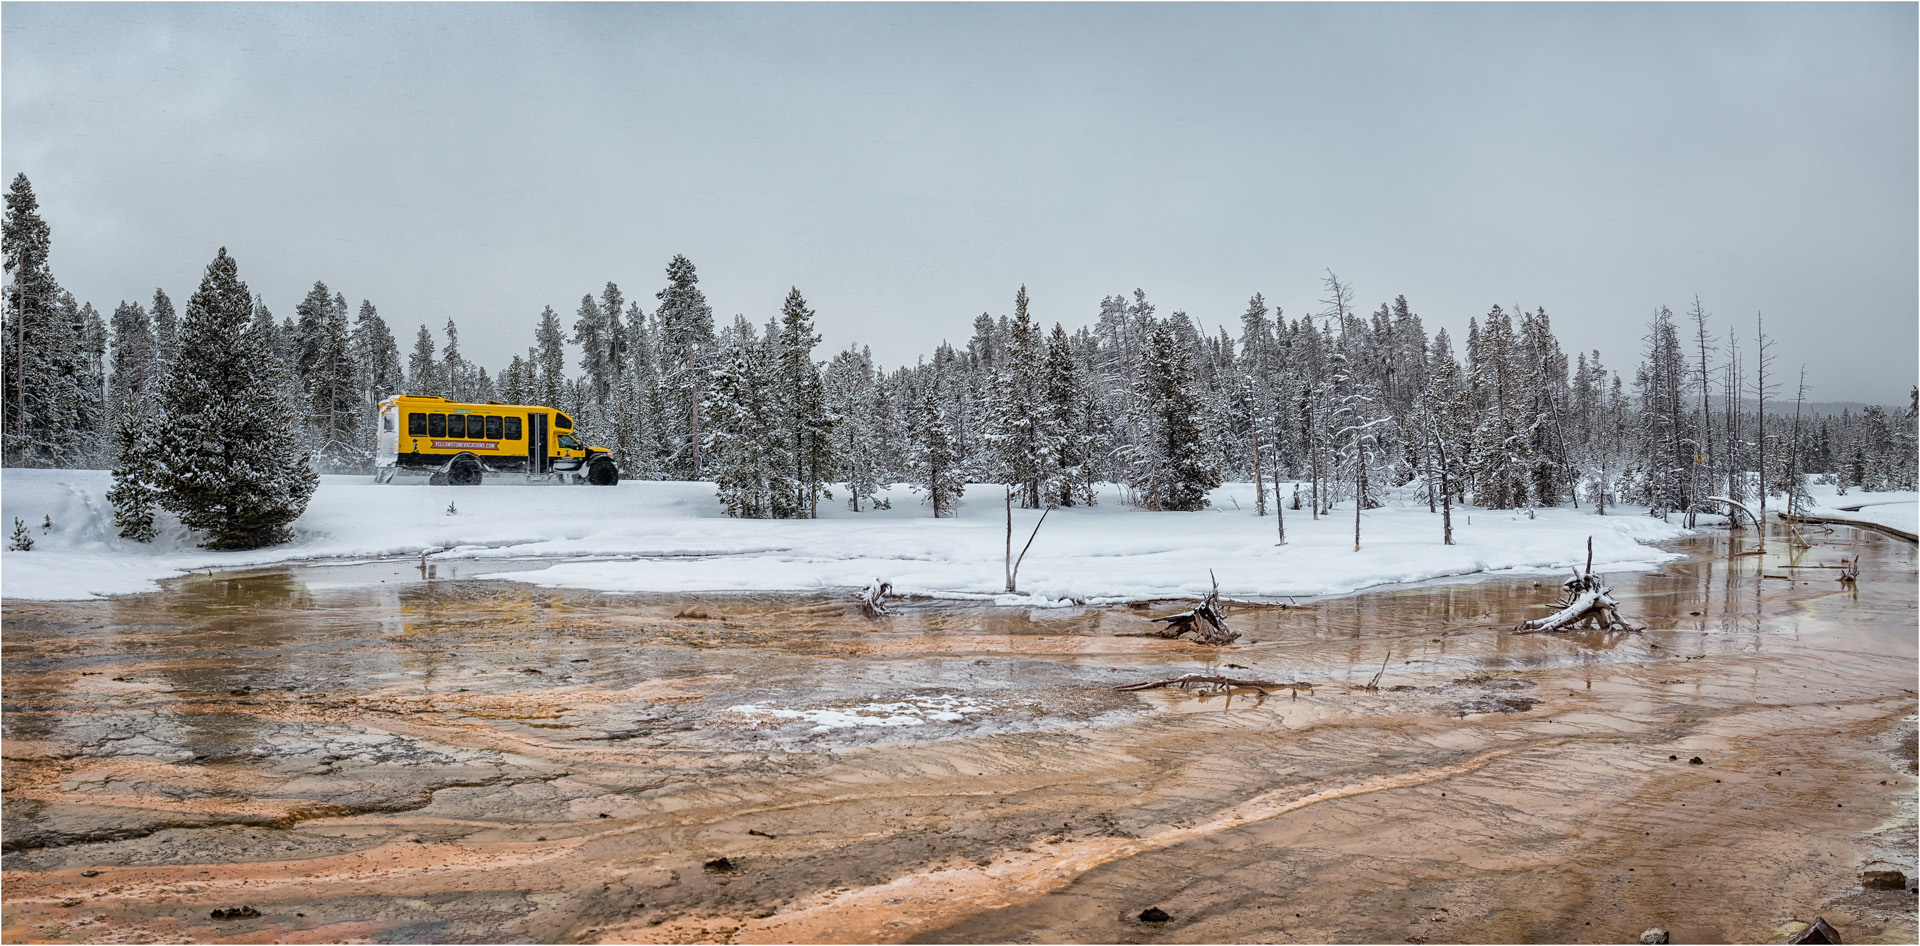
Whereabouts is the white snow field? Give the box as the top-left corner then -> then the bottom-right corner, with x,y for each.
1,469 -> 1695,603
1800,483 -> 1919,539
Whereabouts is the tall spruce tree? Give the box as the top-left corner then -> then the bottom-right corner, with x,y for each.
148,248 -> 317,549
655,255 -> 716,478
776,288 -> 835,517
1125,318 -> 1219,511
406,325 -> 440,397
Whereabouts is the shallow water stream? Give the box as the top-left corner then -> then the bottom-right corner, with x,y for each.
3,524 -> 1915,944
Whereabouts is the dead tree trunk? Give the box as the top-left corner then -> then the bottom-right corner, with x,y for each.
1513,537 -> 1636,632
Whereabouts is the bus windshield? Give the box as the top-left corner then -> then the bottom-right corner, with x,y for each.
558,434 -> 583,449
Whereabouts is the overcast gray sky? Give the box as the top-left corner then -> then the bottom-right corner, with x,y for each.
4,3 -> 1914,402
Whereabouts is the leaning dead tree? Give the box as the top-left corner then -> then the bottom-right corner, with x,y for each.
1148,572 -> 1238,644
1837,556 -> 1859,585
1114,673 -> 1312,694
1514,537 -> 1636,633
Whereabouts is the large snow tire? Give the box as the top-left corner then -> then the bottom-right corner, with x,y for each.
449,456 -> 484,486
587,457 -> 619,486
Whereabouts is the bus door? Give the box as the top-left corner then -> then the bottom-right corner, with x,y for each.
529,412 -> 549,474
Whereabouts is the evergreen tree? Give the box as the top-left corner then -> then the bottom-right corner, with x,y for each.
704,320 -> 786,517
406,324 -> 440,397
442,319 -> 465,402
349,301 -> 403,446
151,288 -> 179,368
532,305 -> 568,407
107,389 -> 162,541
148,248 -> 317,549
308,293 -> 361,471
3,173 -> 85,466
1467,305 -> 1532,509
655,254 -> 716,478
982,286 -> 1057,508
1045,322 -> 1100,506
910,358 -> 966,517
776,287 -> 835,517
1124,318 -> 1219,511
108,300 -> 158,423
826,346 -> 886,511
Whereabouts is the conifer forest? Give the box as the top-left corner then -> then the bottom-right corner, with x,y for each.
5,171 -> 1914,543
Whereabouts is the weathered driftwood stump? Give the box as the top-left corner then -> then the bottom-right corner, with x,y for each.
1837,556 -> 1860,584
1148,574 -> 1237,645
855,579 -> 893,618
1514,538 -> 1637,633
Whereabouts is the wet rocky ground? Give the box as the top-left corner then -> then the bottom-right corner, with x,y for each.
2,524 -> 1915,944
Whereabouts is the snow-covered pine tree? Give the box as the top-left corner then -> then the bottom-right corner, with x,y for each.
151,248 -> 317,549
108,300 -> 158,430
307,293 -> 361,472
3,174 -> 87,467
441,319 -> 467,403
655,255 -> 716,479
1125,317 -> 1219,511
1635,306 -> 1690,518
406,325 -> 440,397
617,299 -> 662,477
107,388 -> 163,541
825,346 -> 885,511
776,288 -> 835,517
909,358 -> 965,517
531,305 -> 568,408
1044,323 -> 1099,506
981,287 -> 1058,508
1518,307 -> 1572,506
349,300 -> 403,454
151,288 -> 179,369
1467,305 -> 1533,509
704,319 -> 786,517
573,292 -> 612,409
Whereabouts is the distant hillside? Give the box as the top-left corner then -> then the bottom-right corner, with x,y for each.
1705,397 -> 1910,417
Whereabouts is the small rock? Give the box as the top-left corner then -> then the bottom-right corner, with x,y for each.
1669,755 -> 1679,761
1688,757 -> 1704,765
1787,916 -> 1841,944
703,857 -> 735,873
1138,907 -> 1171,923
747,828 -> 776,838
1641,928 -> 1670,944
209,906 -> 261,920
1863,869 -> 1907,890
80,870 -> 102,878
228,686 -> 252,696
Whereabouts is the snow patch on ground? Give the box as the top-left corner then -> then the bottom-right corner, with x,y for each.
2,469 -> 1692,602
728,695 -> 993,732
1802,483 -> 1918,537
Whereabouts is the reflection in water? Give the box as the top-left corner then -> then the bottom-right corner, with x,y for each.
1,522 -> 1914,945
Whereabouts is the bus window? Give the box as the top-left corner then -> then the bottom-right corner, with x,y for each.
409,412 -> 427,435
555,413 -> 574,431
450,414 -> 469,438
558,434 -> 583,450
486,416 -> 502,440
504,416 -> 522,440
428,414 -> 446,437
383,413 -> 396,432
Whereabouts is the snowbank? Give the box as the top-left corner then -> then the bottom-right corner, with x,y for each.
1800,483 -> 1919,539
1,469 -> 1691,603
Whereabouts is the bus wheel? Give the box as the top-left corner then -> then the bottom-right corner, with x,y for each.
587,457 -> 619,486
449,457 -> 484,486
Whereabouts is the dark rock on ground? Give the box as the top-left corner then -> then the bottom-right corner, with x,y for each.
1787,916 -> 1841,944
1688,756 -> 1704,765
703,857 -> 735,873
1640,927 -> 1670,944
1138,907 -> 1171,923
209,906 -> 261,920
1862,869 -> 1907,890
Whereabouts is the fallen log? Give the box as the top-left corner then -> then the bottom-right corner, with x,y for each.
1114,673 -> 1313,694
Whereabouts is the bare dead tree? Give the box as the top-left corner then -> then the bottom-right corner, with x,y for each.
855,579 -> 893,617
1114,673 -> 1312,694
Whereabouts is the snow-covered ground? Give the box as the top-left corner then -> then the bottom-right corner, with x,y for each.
1,469 -> 1694,603
1800,483 -> 1919,539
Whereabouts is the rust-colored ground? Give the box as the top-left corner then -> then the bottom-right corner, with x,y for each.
3,525 -> 1914,944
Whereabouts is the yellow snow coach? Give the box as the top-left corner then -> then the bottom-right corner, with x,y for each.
374,395 -> 618,485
